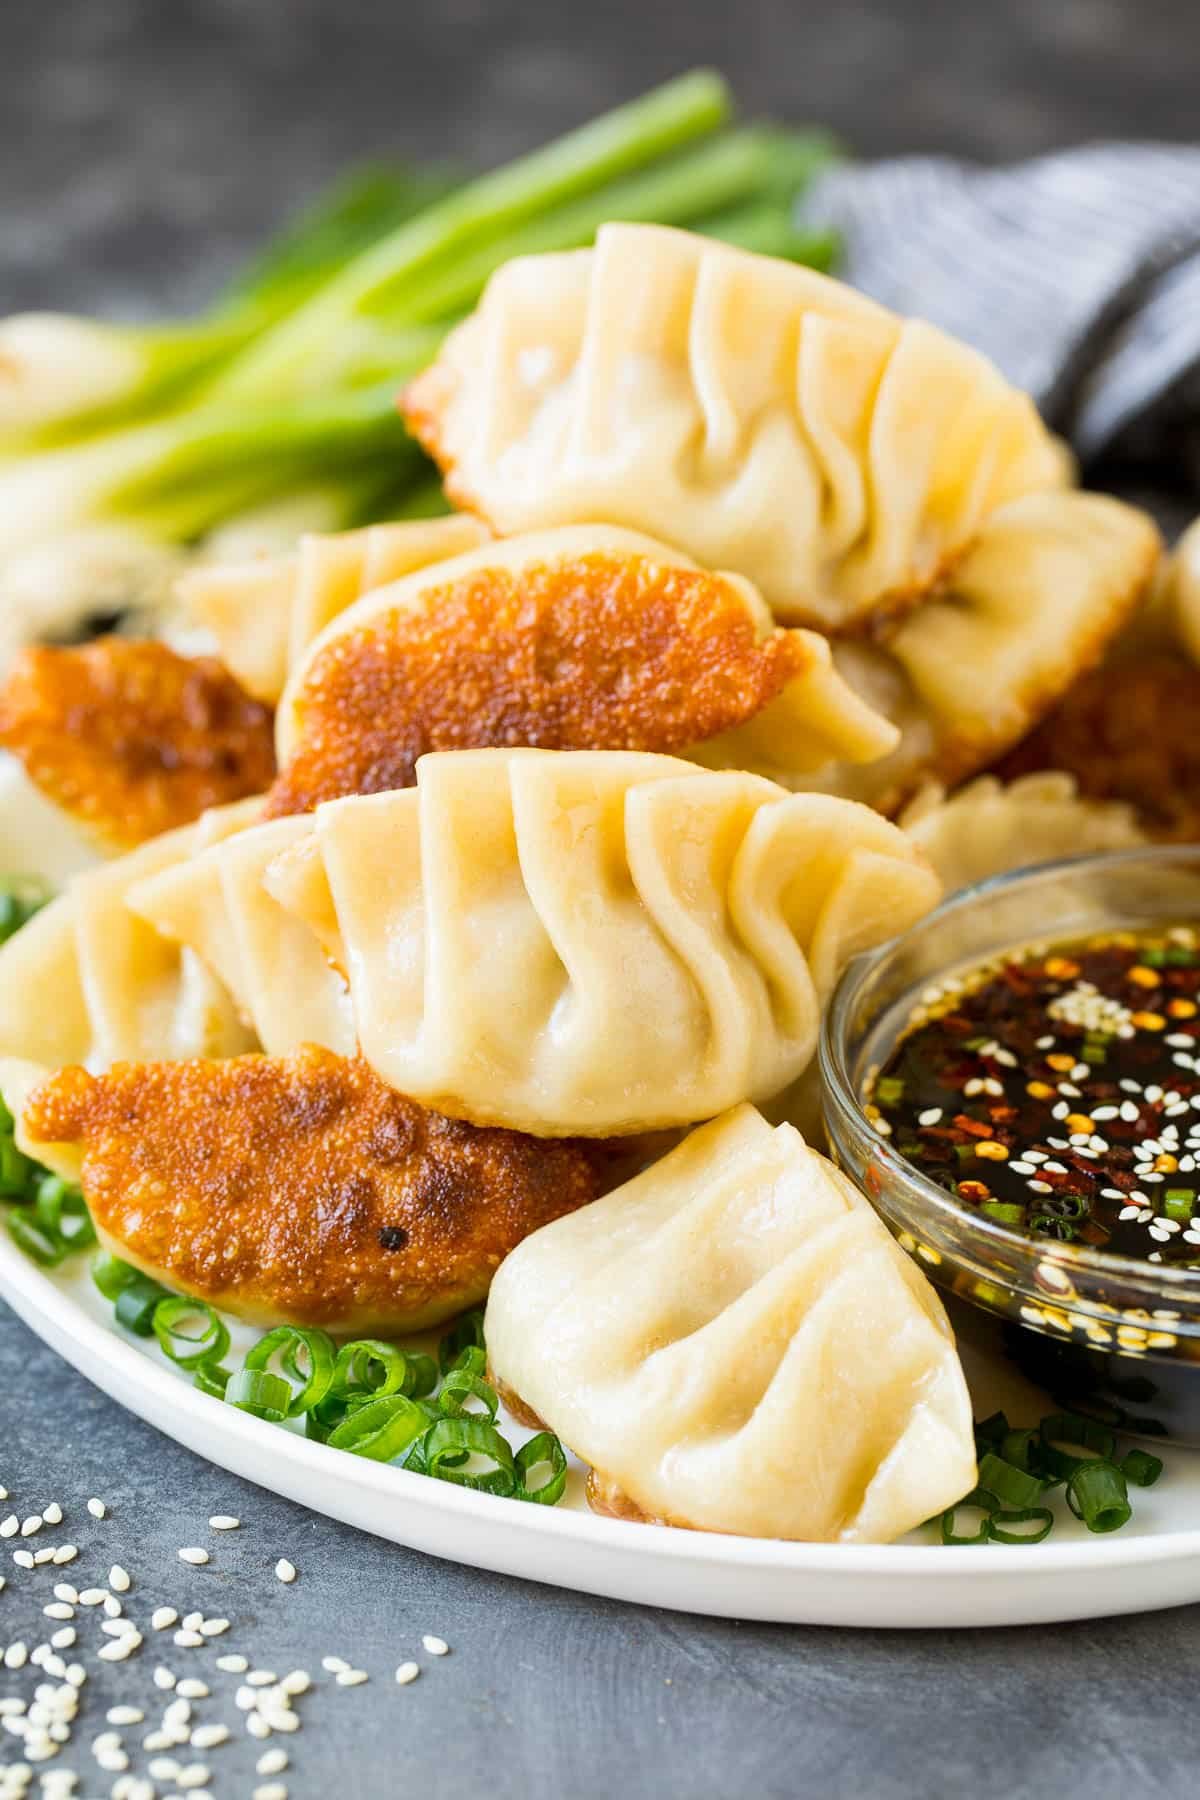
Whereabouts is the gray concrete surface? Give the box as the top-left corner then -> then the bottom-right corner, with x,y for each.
3,3 -> 1199,1795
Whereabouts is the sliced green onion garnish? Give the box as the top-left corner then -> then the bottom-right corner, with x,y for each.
987,1507 -> 1054,1545
1121,1448 -> 1164,1488
424,1418 -> 516,1495
973,1412 -> 1010,1453
7,1211 -> 65,1267
1163,1189 -> 1195,1223
0,1136 -> 37,1199
92,1252 -> 139,1300
225,1367 -> 293,1422
940,1488 -> 998,1546
244,1325 -> 335,1417
1066,1460 -> 1132,1533
152,1297 -> 231,1370
400,1352 -> 439,1399
1000,1428 -> 1042,1475
437,1365 -> 499,1422
438,1310 -> 486,1374
326,1394 -> 430,1462
113,1273 -> 172,1336
976,1453 -> 1046,1510
33,1176 -> 95,1250
193,1362 -> 232,1400
875,1076 -> 904,1105
980,1201 -> 1025,1226
514,1433 -> 568,1506
1039,1412 -> 1117,1478
331,1339 -> 408,1399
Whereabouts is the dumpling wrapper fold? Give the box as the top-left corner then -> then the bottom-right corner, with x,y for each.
263,748 -> 939,1137
485,1104 -> 976,1543
405,223 -> 1066,630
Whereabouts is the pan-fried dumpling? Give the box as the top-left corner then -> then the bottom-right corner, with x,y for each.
264,749 -> 939,1136
14,1046 -> 601,1333
899,772 -> 1145,894
1151,514 -> 1200,666
0,800 -> 258,1074
0,639 -> 276,854
267,525 -> 898,814
405,223 -> 1066,629
126,814 -> 354,1057
177,514 -> 489,705
486,1104 -> 975,1542
800,491 -> 1160,814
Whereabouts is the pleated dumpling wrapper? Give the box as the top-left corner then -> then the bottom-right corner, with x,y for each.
176,513 -> 489,705
0,799 -> 259,1076
486,1104 -> 976,1542
404,223 -> 1066,630
124,812 -> 355,1059
267,524 -> 898,815
263,748 -> 940,1137
1153,513 -> 1200,667
804,490 -> 1160,814
899,772 -> 1144,896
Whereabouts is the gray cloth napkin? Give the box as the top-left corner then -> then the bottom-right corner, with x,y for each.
803,146 -> 1200,481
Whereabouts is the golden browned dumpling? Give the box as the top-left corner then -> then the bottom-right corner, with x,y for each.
266,526 -> 897,817
0,638 -> 275,852
996,655 -> 1200,843
21,1046 -> 600,1334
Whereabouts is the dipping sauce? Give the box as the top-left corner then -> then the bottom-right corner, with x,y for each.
868,925 -> 1200,1266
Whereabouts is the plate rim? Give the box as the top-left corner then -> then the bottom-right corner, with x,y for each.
5,1236 -> 1200,1586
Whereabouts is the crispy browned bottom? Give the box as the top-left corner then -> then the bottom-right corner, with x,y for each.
0,638 -> 276,850
267,552 -> 812,815
995,655 -> 1200,841
25,1047 -> 600,1333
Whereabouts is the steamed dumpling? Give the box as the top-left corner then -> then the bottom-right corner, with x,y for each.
268,525 -> 898,814
405,223 -> 1066,629
899,772 -> 1145,894
176,514 -> 489,705
125,814 -> 355,1057
264,748 -> 939,1137
486,1104 -> 975,1542
1153,513 -> 1200,666
0,800 -> 258,1074
802,491 -> 1160,813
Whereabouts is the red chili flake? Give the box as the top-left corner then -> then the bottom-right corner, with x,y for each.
953,1115 -> 996,1139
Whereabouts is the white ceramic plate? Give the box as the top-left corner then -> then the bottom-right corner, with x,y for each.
4,1237 -> 1200,1630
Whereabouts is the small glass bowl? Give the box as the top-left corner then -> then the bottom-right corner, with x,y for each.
820,846 -> 1200,1443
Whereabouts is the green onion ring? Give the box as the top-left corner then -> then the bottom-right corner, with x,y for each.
114,1273 -> 173,1336
1039,1412 -> 1117,1479
1121,1448 -> 1164,1488
424,1417 -> 516,1495
986,1507 -> 1054,1545
7,1211 -> 65,1268
92,1252 -> 139,1300
33,1176 -> 95,1250
438,1309 -> 485,1373
1065,1460 -> 1132,1534
399,1352 -> 439,1399
514,1432 -> 568,1506
437,1365 -> 499,1422
976,1452 -> 1046,1510
225,1367 -> 293,1423
940,1487 -> 999,1546
193,1362 -> 233,1400
152,1296 -> 231,1370
331,1339 -> 408,1399
972,1412 -> 1009,1454
244,1325 -> 335,1417
0,1136 -> 37,1199
326,1394 -> 430,1462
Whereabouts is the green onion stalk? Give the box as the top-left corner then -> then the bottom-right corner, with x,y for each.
0,71 -> 842,607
